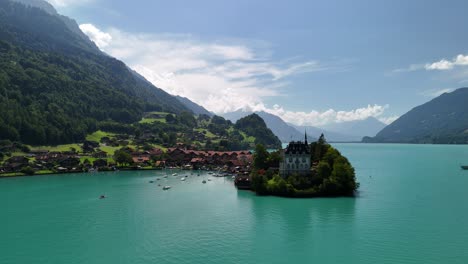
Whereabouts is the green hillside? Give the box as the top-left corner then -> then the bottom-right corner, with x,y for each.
364,88 -> 468,144
0,0 -> 189,145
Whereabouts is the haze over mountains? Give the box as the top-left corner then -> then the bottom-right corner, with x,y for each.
364,88 -> 468,144
223,110 -> 386,142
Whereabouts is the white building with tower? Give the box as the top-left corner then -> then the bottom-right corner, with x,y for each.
279,133 -> 311,177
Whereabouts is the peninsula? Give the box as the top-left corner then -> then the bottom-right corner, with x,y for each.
236,134 -> 359,197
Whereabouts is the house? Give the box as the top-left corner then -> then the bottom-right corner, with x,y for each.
59,157 -> 80,168
149,148 -> 163,156
131,153 -> 151,164
82,141 -> 100,153
93,159 -> 108,168
2,156 -> 30,172
92,151 -> 107,159
279,133 -> 311,177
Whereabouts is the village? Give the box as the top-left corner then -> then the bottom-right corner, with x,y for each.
0,139 -> 254,177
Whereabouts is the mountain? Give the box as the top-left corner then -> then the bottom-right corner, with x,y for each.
0,0 -> 189,145
322,117 -> 386,139
223,110 -> 308,142
289,124 -> 361,142
364,88 -> 468,144
235,114 -> 282,148
175,96 -> 213,116
223,110 -> 366,142
10,0 -> 57,15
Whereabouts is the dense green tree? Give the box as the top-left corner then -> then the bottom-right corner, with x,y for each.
253,144 -> 269,170
114,149 -> 133,166
20,166 -> 35,175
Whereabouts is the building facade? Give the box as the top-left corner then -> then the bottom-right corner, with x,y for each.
279,134 -> 311,177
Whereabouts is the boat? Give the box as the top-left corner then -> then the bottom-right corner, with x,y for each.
462,165 -> 468,170
163,186 -> 171,190
149,180 -> 154,183
207,178 -> 212,181
163,175 -> 168,178
156,178 -> 161,180
202,180 -> 206,184
181,178 -> 186,181
172,173 -> 178,176
231,176 -> 235,179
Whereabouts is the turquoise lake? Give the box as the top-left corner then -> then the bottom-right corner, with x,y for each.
1,144 -> 468,264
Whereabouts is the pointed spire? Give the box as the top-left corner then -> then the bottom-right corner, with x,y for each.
304,130 -> 308,145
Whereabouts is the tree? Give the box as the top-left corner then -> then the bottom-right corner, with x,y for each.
165,114 -> 177,124
253,144 -> 269,170
20,166 -> 35,175
251,173 -> 268,195
114,150 -> 133,166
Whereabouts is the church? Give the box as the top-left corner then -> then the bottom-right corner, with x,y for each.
279,133 -> 311,177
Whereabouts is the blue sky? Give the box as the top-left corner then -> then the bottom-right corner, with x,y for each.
50,0 -> 468,126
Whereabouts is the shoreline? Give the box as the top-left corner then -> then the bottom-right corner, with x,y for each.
0,167 -> 167,179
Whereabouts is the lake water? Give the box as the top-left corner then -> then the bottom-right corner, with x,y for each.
1,144 -> 468,264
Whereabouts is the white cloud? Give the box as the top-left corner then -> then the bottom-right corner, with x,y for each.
80,24 -> 332,113
79,24 -> 388,126
47,0 -> 93,7
421,88 -> 455,98
394,54 -> 468,73
424,54 -> 468,71
378,116 -> 399,125
79,24 -> 112,49
258,104 -> 390,127
424,59 -> 454,70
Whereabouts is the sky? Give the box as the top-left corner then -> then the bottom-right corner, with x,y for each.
48,0 -> 468,126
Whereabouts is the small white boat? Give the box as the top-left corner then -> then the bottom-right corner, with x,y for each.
163,186 -> 171,190
207,178 -> 212,181
231,176 -> 235,179
163,175 -> 168,178
172,173 -> 178,176
181,178 -> 186,181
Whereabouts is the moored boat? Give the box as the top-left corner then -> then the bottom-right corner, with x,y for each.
462,165 -> 468,170
163,186 -> 171,190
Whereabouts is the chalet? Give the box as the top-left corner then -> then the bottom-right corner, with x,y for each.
59,157 -> 80,168
5,156 -> 29,165
132,153 -> 151,164
93,159 -> 108,168
92,151 -> 107,159
3,156 -> 30,172
30,150 -> 49,156
279,133 -> 311,177
149,148 -> 163,156
82,141 -> 99,153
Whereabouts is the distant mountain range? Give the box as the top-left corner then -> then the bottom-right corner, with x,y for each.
364,88 -> 468,144
223,110 -> 385,142
322,117 -> 386,139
